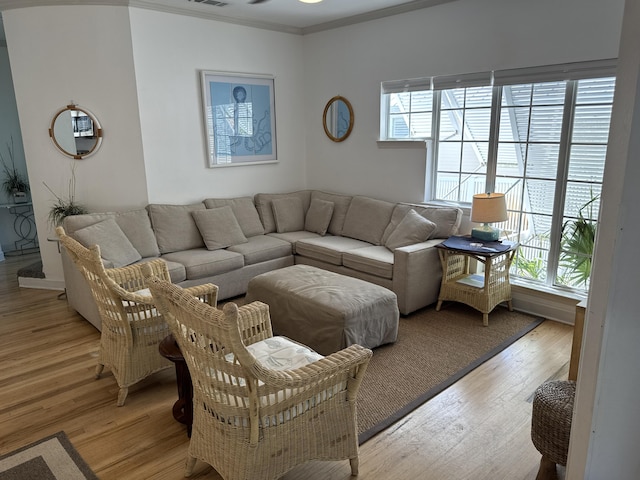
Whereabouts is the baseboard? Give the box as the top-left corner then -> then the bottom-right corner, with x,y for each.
18,277 -> 65,291
511,284 -> 580,325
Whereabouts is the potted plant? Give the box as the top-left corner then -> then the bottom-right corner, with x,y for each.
43,164 -> 88,227
0,137 -> 30,203
559,195 -> 598,288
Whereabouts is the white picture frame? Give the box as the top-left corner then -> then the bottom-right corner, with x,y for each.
200,71 -> 277,167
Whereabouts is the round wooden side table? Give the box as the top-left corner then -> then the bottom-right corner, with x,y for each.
159,334 -> 193,437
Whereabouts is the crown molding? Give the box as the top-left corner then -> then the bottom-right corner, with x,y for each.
0,0 -> 460,36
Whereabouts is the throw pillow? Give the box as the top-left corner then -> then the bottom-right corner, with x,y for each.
192,206 -> 248,250
271,196 -> 305,233
304,198 -> 334,236
385,209 -> 437,251
74,218 -> 142,267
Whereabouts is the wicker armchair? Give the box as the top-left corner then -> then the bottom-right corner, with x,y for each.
145,273 -> 373,480
56,226 -> 218,406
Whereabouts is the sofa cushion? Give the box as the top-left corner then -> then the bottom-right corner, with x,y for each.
148,203 -> 206,254
203,197 -> 265,237
227,235 -> 292,265
385,209 -> 437,251
417,205 -> 462,238
161,248 -> 244,280
382,204 -> 462,242
64,209 -> 160,258
271,196 -> 305,233
192,206 -> 248,250
74,218 -> 142,268
342,246 -> 394,279
304,198 -> 334,236
137,257 -> 187,283
267,231 -> 320,254
310,191 -> 352,236
254,191 -> 311,234
341,196 -> 395,245
295,236 -> 372,266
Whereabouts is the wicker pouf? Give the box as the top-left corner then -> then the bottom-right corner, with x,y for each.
531,380 -> 576,475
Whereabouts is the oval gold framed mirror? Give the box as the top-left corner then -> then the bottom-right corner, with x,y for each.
323,95 -> 354,142
49,105 -> 103,159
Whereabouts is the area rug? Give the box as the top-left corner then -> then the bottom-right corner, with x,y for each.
356,303 -> 544,444
0,432 -> 98,480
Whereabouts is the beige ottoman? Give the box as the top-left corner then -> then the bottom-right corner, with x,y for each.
245,264 -> 399,355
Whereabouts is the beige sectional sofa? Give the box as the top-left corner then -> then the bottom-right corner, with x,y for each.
61,190 -> 462,330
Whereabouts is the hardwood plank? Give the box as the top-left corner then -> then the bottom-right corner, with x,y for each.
0,254 -> 571,479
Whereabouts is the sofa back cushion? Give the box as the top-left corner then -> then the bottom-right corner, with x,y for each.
63,208 -> 160,258
342,196 -> 395,246
382,203 -> 462,242
304,198 -> 334,236
384,209 -> 437,250
254,191 -> 311,233
74,218 -> 142,267
203,196 -> 264,237
192,206 -> 248,250
310,191 -> 352,236
271,196 -> 305,233
148,203 -> 206,254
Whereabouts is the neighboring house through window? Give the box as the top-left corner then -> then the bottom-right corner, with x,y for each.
380,60 -> 616,293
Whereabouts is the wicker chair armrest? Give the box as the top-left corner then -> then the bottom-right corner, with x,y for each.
250,344 -> 372,389
183,283 -> 218,307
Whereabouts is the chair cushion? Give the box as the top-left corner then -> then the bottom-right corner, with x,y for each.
227,235 -> 292,265
267,231 -> 320,254
271,196 -> 305,233
192,206 -> 248,250
203,196 -> 265,237
341,196 -> 395,245
304,198 -> 334,236
148,203 -> 206,254
74,218 -> 142,268
244,336 -> 324,369
385,209 -> 437,250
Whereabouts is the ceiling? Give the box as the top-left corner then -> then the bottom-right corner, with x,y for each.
0,0 -> 458,37
146,0 -> 452,33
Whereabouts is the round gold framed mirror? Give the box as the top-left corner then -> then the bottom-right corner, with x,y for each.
323,95 -> 354,142
49,105 -> 103,159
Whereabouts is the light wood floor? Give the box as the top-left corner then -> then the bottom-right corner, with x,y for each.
0,253 -> 572,480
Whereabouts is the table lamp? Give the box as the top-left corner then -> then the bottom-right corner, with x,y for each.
471,192 -> 508,241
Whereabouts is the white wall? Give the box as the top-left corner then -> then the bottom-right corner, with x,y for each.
568,0 -> 640,477
129,8 -> 306,204
302,0 -> 624,203
4,5 -> 147,283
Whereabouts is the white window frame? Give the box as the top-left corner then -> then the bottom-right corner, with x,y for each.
380,59 -> 617,293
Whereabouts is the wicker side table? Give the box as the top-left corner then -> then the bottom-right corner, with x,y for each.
531,380 -> 576,480
435,239 -> 519,326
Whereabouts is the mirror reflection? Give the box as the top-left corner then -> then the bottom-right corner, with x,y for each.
49,105 -> 103,159
323,96 -> 354,142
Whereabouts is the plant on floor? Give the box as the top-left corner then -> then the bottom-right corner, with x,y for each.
43,163 -> 88,227
0,137 -> 30,199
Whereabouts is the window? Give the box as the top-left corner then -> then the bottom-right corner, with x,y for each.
380,60 -> 616,292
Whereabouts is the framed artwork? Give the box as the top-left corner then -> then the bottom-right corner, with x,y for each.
200,71 -> 277,167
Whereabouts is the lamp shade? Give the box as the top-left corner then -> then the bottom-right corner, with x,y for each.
471,193 -> 508,224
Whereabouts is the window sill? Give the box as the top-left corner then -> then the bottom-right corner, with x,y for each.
376,139 -> 430,148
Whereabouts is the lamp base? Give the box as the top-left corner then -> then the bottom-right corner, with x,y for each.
471,224 -> 500,242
